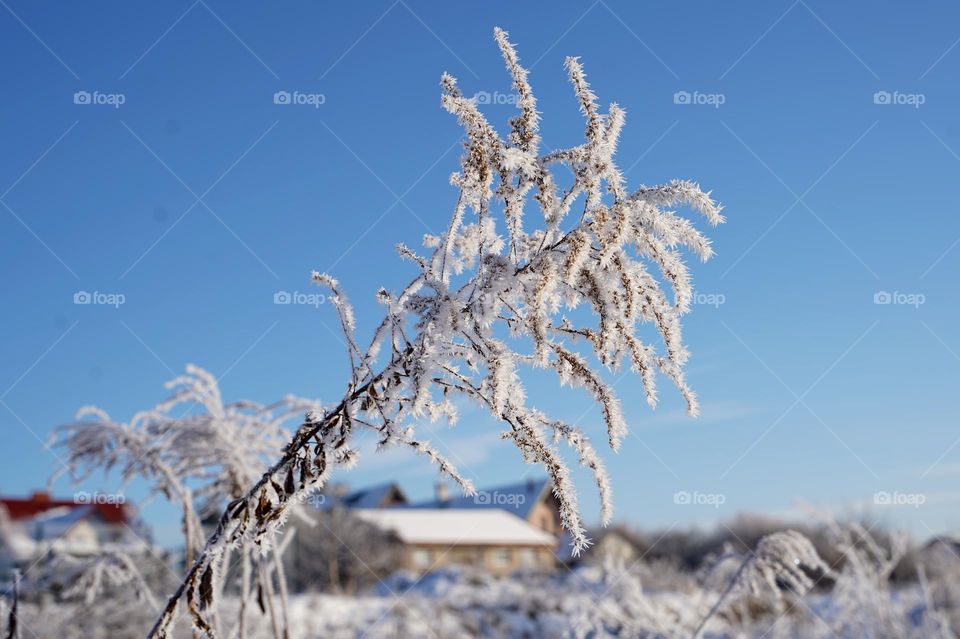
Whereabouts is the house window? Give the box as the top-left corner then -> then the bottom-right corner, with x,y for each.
411,549 -> 432,569
518,548 -> 536,567
490,548 -> 512,568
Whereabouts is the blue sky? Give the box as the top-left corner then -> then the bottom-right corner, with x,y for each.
2,1 -> 960,549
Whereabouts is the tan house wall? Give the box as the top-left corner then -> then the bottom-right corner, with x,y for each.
526,496 -> 563,537
400,543 -> 555,576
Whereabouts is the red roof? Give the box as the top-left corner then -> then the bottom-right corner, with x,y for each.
0,492 -> 130,524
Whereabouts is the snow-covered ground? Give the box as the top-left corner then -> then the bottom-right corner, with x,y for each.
5,558 -> 957,639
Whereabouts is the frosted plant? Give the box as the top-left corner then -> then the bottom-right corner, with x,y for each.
823,520 -> 951,638
7,553 -> 959,639
155,366 -> 319,521
58,550 -> 159,609
51,365 -> 319,638
735,530 -> 831,599
693,530 -> 832,638
10,550 -> 163,639
52,365 -> 317,551
147,27 -> 724,638
52,403 -> 205,564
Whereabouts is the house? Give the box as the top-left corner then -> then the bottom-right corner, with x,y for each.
560,527 -> 640,566
0,491 -> 142,579
405,477 -> 564,537
296,477 -> 563,577
354,508 -> 556,575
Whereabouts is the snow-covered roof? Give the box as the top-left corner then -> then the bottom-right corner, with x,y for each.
30,504 -> 94,527
344,483 -> 406,509
404,478 -> 551,520
306,483 -> 408,512
355,509 -> 556,546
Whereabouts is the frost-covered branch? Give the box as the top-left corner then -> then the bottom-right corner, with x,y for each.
145,27 -> 724,637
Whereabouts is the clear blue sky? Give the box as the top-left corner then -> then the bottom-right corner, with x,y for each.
2,1 -> 959,549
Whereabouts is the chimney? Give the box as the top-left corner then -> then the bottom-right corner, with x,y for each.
435,481 -> 450,505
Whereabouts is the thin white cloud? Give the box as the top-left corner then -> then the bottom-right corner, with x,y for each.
639,401 -> 763,428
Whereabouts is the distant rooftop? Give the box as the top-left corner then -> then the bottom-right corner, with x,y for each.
355,509 -> 555,546
309,482 -> 408,511
0,491 -> 130,524
405,477 -> 551,519
342,483 -> 406,509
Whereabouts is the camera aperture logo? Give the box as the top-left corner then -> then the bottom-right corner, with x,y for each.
74,290 -> 126,308
874,491 -> 925,509
873,91 -> 925,108
673,490 -> 725,508
874,290 -> 925,308
674,90 -> 725,108
273,90 -> 326,108
73,90 -> 126,109
274,290 -> 326,307
474,91 -> 519,106
474,490 -> 526,507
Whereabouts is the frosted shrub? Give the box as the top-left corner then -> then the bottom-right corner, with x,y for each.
106,27 -> 724,637
52,365 -> 319,638
821,522 -> 951,639
694,531 -> 833,638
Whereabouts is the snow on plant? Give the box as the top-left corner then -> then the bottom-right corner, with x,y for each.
51,365 -> 319,638
58,550 -> 160,609
144,27 -> 724,637
820,520 -> 952,638
693,530 -> 833,638
52,365 -> 318,555
736,530 -> 832,600
5,554 -> 957,639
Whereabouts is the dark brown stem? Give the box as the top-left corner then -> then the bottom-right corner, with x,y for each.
146,371 -> 388,639
6,569 -> 19,639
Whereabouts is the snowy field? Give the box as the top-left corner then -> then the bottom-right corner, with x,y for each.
6,546 -> 959,639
